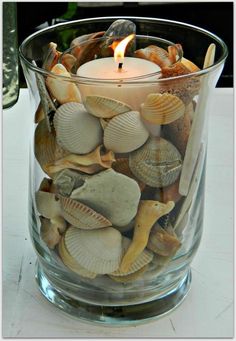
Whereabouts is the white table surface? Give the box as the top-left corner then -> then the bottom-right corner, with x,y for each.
3,88 -> 234,338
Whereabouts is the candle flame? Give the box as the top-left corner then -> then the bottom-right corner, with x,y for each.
113,34 -> 135,64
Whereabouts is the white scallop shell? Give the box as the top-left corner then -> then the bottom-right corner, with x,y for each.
84,95 -> 132,118
111,236 -> 153,276
59,195 -> 112,229
58,236 -> 97,278
104,111 -> 149,153
64,226 -> 122,274
53,102 -> 103,154
70,169 -> 141,227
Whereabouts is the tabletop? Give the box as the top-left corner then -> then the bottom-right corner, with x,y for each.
2,88 -> 234,338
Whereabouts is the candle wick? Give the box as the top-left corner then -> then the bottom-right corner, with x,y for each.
118,62 -> 123,70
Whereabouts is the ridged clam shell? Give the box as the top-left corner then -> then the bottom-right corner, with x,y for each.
104,111 -> 149,153
59,195 -> 112,229
70,169 -> 141,227
53,102 -> 103,154
46,63 -> 81,104
111,236 -> 153,276
64,226 -> 122,274
84,95 -> 132,118
141,93 -> 185,125
129,137 -> 182,188
34,119 -> 69,175
58,236 -> 97,278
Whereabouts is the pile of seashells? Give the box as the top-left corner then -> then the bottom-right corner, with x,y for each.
34,19 -> 215,284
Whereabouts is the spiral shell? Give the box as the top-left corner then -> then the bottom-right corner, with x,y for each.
64,226 -> 123,274
141,93 -> 185,125
53,102 -> 103,154
104,111 -> 149,153
129,137 -> 182,188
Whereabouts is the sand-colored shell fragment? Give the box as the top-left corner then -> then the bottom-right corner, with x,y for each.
46,64 -> 81,104
84,95 -> 132,118
159,179 -> 182,204
129,137 -> 182,188
135,45 -> 172,68
71,169 -> 141,227
60,53 -> 77,72
104,111 -> 149,153
40,216 -> 65,249
147,223 -> 181,256
34,119 -> 69,176
58,236 -> 97,278
109,265 -> 147,283
59,195 -> 112,229
141,93 -> 185,125
120,200 -> 175,272
44,145 -> 115,175
42,42 -> 62,71
54,102 -> 103,154
64,226 -> 123,274
111,236 -> 153,276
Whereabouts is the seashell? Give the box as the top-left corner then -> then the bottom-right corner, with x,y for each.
120,200 -> 175,272
44,145 -> 115,175
162,101 -> 193,156
109,265 -> 147,283
59,195 -> 112,229
58,236 -> 97,278
53,102 -> 103,154
84,95 -> 132,118
34,102 -> 44,124
147,223 -> 181,256
104,19 -> 136,41
35,190 -> 61,219
129,137 -> 182,188
60,53 -> 77,72
64,226 -> 123,274
46,64 -> 81,104
42,42 -> 62,71
100,117 -> 110,130
111,236 -> 153,276
141,93 -> 185,125
181,57 -> 200,72
34,119 -> 69,176
40,216 -> 65,249
71,168 -> 141,227
53,169 -> 86,196
167,44 -> 183,64
134,45 -> 172,68
203,43 -> 216,69
159,179 -> 182,204
104,111 -> 149,153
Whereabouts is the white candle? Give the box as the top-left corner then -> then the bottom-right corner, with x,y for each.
77,57 -> 161,111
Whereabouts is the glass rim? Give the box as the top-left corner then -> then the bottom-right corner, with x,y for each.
19,16 -> 228,84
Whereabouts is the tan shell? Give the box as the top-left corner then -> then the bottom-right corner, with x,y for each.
34,102 -> 44,124
129,137 -> 182,188
84,95 -> 132,118
119,200 -> 175,272
34,119 -> 69,176
70,169 -> 141,227
60,53 -> 77,72
64,226 -> 123,274
46,64 -> 81,104
147,223 -> 181,256
109,265 -> 147,283
159,179 -> 182,204
181,57 -> 200,72
203,43 -> 216,69
141,93 -> 185,125
40,216 -> 65,249
104,111 -> 149,153
35,190 -> 61,219
59,195 -> 112,229
42,42 -> 62,71
53,102 -> 103,154
134,45 -> 172,68
111,236 -> 153,276
58,236 -> 97,278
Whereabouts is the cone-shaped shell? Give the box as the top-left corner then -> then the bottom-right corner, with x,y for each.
129,137 -> 182,188
104,111 -> 149,153
53,102 -> 103,154
59,195 -> 112,229
70,169 -> 141,227
84,95 -> 132,118
58,236 -> 97,278
141,93 -> 185,125
46,63 -> 81,104
64,226 -> 123,274
111,236 -> 153,276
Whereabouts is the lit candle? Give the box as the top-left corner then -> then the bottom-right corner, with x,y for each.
77,34 -> 161,111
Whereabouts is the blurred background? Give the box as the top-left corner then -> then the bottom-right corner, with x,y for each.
3,2 -> 233,108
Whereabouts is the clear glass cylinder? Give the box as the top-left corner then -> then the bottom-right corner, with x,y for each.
19,17 -> 227,324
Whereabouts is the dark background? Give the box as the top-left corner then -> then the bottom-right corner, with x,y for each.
17,1 -> 233,87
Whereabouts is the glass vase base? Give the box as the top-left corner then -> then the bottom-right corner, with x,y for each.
35,262 -> 192,326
